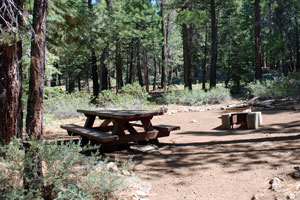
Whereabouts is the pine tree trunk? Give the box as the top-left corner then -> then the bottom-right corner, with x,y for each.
296,13 -> 300,71
202,23 -> 208,90
77,75 -> 81,91
116,40 -> 123,91
25,0 -> 48,192
0,0 -> 23,143
161,0 -> 167,90
153,57 -> 157,90
143,48 -> 149,92
136,38 -> 144,86
254,0 -> 262,80
210,0 -> 218,88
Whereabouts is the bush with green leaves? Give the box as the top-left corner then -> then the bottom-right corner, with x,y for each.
247,72 -> 300,99
162,87 -> 231,105
0,138 -> 136,200
44,92 -> 96,120
96,82 -> 153,109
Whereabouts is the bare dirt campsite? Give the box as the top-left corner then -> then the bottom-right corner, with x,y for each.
45,103 -> 300,200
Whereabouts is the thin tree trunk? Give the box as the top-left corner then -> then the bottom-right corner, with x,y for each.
25,0 -> 48,192
202,23 -> 208,90
210,0 -> 218,88
143,48 -> 149,92
153,57 -> 157,90
136,38 -> 144,86
116,40 -> 123,91
77,75 -> 81,91
0,0 -> 23,143
254,0 -> 262,80
296,13 -> 300,71
161,0 -> 167,90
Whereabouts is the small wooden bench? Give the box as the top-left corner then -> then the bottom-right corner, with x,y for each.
221,112 -> 262,129
60,124 -> 119,143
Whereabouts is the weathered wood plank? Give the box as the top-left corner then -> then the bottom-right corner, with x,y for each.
61,124 -> 119,142
77,109 -> 163,120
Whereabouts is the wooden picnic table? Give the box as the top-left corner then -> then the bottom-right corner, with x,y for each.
61,109 -> 180,147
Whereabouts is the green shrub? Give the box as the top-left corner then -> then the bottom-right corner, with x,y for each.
247,73 -> 300,99
44,92 -> 96,120
0,138 -> 136,200
97,82 -> 153,109
162,87 -> 231,105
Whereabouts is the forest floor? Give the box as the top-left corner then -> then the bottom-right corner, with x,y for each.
45,101 -> 300,200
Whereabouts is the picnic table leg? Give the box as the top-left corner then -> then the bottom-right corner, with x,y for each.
112,119 -> 126,135
84,114 -> 96,128
81,114 -> 96,145
141,118 -> 159,144
125,122 -> 138,134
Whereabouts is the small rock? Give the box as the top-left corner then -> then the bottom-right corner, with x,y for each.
107,162 -> 118,171
191,120 -> 197,123
270,178 -> 285,192
139,182 -> 151,193
287,193 -> 296,200
206,107 -> 211,111
121,169 -> 130,176
136,190 -> 148,197
252,194 -> 264,200
221,106 -> 226,110
291,171 -> 300,179
294,166 -> 300,171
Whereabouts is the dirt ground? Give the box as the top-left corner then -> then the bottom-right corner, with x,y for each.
46,105 -> 300,200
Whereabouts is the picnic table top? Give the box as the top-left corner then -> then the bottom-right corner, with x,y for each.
77,109 -> 164,120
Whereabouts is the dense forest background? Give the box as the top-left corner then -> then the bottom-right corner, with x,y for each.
11,0 -> 300,95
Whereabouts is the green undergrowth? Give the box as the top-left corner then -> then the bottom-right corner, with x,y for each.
96,82 -> 153,109
0,138 -> 136,200
161,87 -> 231,105
247,71 -> 300,99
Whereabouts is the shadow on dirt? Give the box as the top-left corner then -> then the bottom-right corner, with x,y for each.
119,119 -> 300,179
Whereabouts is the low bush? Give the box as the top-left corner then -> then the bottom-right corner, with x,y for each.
0,138 -> 136,200
96,82 -> 153,109
247,72 -> 300,99
162,87 -> 231,105
44,92 -> 96,120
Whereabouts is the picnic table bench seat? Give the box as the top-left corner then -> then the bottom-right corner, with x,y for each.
60,124 -> 119,143
130,123 -> 180,137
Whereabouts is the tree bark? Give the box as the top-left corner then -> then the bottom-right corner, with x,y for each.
0,0 -> 23,143
153,57 -> 157,90
25,0 -> 48,192
210,0 -> 218,88
161,0 -> 167,90
202,23 -> 208,90
136,38 -> 144,86
116,40 -> 123,91
254,0 -> 262,80
143,48 -> 149,92
295,13 -> 300,71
